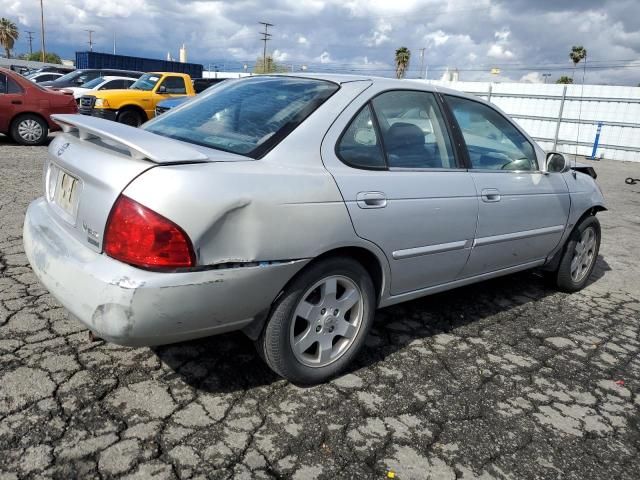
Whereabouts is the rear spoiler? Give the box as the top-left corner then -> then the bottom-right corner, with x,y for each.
51,114 -> 208,164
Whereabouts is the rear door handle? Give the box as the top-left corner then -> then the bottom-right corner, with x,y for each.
481,188 -> 501,202
11,100 -> 22,105
356,191 -> 387,209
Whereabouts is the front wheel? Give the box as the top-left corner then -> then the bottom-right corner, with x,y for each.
552,215 -> 601,292
257,257 -> 376,385
116,108 -> 144,127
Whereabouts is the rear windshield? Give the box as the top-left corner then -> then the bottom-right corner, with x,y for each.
81,77 -> 106,88
143,76 -> 339,158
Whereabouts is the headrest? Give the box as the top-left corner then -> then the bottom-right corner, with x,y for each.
386,122 -> 424,148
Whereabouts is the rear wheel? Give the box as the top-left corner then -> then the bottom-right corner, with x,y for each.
116,108 -> 144,127
10,114 -> 49,145
257,257 -> 376,384
551,215 -> 601,292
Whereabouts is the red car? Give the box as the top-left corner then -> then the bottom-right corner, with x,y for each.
0,67 -> 77,145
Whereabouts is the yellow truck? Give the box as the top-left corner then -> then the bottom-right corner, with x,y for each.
78,72 -> 195,126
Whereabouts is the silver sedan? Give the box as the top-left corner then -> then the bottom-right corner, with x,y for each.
23,74 -> 606,384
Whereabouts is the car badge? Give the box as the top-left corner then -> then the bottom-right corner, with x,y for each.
57,142 -> 70,157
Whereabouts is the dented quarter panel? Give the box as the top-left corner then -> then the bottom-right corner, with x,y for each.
24,198 -> 309,346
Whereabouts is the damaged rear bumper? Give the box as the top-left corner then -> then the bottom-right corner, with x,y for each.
23,198 -> 308,346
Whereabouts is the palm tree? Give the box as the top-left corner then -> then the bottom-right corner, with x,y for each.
0,18 -> 19,59
556,76 -> 573,84
569,45 -> 587,81
395,47 -> 411,79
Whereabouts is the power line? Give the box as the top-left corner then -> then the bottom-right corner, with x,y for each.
85,29 -> 95,52
259,21 -> 273,72
25,31 -> 35,55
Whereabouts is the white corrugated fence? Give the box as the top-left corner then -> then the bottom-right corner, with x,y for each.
426,80 -> 640,162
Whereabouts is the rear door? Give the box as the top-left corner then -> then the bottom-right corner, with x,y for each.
322,89 -> 478,295
443,94 -> 570,277
0,73 -> 23,132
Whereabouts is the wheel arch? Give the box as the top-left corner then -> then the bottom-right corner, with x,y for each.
10,111 -> 50,131
116,104 -> 148,120
242,244 -> 389,340
543,205 -> 604,271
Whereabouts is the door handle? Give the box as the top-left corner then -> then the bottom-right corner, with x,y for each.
481,188 -> 501,202
11,100 -> 22,105
356,191 -> 387,209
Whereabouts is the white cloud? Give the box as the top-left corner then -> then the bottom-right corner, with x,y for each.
317,51 -> 332,64
298,36 -> 309,45
426,30 -> 449,47
272,49 -> 289,62
520,72 -> 543,83
487,44 -> 514,59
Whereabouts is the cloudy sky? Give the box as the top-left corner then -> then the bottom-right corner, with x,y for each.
3,0 -> 640,84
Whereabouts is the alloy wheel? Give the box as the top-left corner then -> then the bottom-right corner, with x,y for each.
570,226 -> 597,282
289,275 -> 364,368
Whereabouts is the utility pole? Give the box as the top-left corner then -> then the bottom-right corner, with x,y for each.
542,73 -> 551,83
39,0 -> 46,62
418,48 -> 425,79
113,31 -> 116,54
259,21 -> 273,73
86,29 -> 95,52
25,31 -> 35,55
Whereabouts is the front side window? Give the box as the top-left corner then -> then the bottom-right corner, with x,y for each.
372,91 -> 456,169
337,104 -> 386,169
446,95 -> 537,171
144,76 -> 338,158
159,76 -> 187,94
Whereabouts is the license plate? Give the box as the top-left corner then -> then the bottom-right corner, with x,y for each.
53,170 -> 80,218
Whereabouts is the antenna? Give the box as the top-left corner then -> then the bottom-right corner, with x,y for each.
574,50 -> 587,173
259,21 -> 273,73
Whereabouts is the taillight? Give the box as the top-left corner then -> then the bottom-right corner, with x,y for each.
104,195 -> 195,269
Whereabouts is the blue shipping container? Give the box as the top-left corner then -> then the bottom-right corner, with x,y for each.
76,51 -> 203,78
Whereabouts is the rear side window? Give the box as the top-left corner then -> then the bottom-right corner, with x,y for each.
160,76 -> 187,94
144,76 -> 339,158
446,95 -> 537,171
0,74 -> 22,94
337,105 -> 386,169
372,91 -> 456,169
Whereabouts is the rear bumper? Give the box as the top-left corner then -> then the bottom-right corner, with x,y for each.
23,198 -> 308,346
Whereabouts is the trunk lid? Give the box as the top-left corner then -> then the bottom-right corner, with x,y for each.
45,115 -> 245,253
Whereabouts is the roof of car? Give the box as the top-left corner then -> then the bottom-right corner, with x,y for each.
100,76 -> 137,81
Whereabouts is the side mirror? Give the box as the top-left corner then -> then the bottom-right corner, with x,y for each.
546,152 -> 568,173
157,85 -> 167,94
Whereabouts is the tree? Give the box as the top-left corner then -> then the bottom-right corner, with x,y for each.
253,56 -> 288,74
0,17 -> 19,59
26,51 -> 62,64
394,47 -> 411,79
556,76 -> 574,84
569,45 -> 587,80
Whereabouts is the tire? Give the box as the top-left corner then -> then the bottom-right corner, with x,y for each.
552,215 -> 601,292
10,114 -> 49,146
116,108 -> 144,127
257,257 -> 376,385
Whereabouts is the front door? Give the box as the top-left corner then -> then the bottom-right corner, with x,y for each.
443,94 -> 570,277
322,89 -> 478,295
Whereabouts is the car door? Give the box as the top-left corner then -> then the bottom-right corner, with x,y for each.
322,89 -> 478,295
0,73 -> 23,133
443,94 -> 570,277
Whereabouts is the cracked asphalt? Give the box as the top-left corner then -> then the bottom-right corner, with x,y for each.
1,135 -> 640,479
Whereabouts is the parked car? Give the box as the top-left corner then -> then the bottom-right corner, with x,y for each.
155,79 -> 228,116
66,76 -> 138,100
0,67 -> 77,145
78,72 -> 195,126
24,75 -> 605,384
27,65 -> 75,75
39,68 -> 143,89
26,72 -> 64,83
